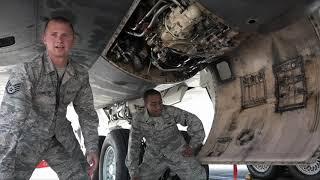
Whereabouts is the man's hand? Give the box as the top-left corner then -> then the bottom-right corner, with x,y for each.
182,145 -> 194,157
132,176 -> 140,180
87,151 -> 99,179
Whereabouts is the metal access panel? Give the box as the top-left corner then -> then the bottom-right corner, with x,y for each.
240,69 -> 267,109
273,57 -> 307,112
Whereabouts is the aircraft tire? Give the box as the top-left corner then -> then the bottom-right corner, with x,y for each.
247,165 -> 279,179
288,157 -> 320,180
99,129 -> 130,180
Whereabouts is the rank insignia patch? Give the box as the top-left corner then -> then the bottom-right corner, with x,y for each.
6,80 -> 21,94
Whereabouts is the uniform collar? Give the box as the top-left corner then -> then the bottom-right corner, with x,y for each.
61,62 -> 76,85
143,109 -> 150,122
43,51 -> 75,77
143,108 -> 164,122
43,52 -> 56,74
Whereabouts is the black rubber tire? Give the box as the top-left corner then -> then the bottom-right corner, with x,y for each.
92,136 -> 106,180
247,165 -> 279,179
288,160 -> 320,180
99,129 -> 130,180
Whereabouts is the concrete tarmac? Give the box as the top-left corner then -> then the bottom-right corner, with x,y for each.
208,165 -> 293,180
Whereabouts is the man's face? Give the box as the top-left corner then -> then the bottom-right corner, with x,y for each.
42,20 -> 74,59
145,94 -> 163,117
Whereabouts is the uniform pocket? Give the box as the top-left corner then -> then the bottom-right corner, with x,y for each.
62,79 -> 81,104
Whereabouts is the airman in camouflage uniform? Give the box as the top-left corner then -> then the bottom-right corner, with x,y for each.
126,89 -> 207,180
0,17 -> 99,180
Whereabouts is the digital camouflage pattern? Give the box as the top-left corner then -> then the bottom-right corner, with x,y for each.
126,105 -> 206,180
0,52 -> 99,180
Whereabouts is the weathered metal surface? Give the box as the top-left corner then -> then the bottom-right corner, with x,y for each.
200,12 -> 320,164
89,57 -> 155,108
198,0 -> 319,32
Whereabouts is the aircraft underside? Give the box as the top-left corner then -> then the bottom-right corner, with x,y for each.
1,0 -> 320,171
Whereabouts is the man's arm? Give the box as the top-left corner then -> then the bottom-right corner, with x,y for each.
171,106 -> 205,150
73,73 -> 99,177
73,74 -> 99,153
0,64 -> 32,177
0,64 -> 32,132
126,115 -> 143,178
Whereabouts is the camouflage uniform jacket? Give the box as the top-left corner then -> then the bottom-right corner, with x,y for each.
126,105 -> 205,177
0,52 -> 99,155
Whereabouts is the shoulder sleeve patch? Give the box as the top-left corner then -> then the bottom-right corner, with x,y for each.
6,80 -> 22,94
